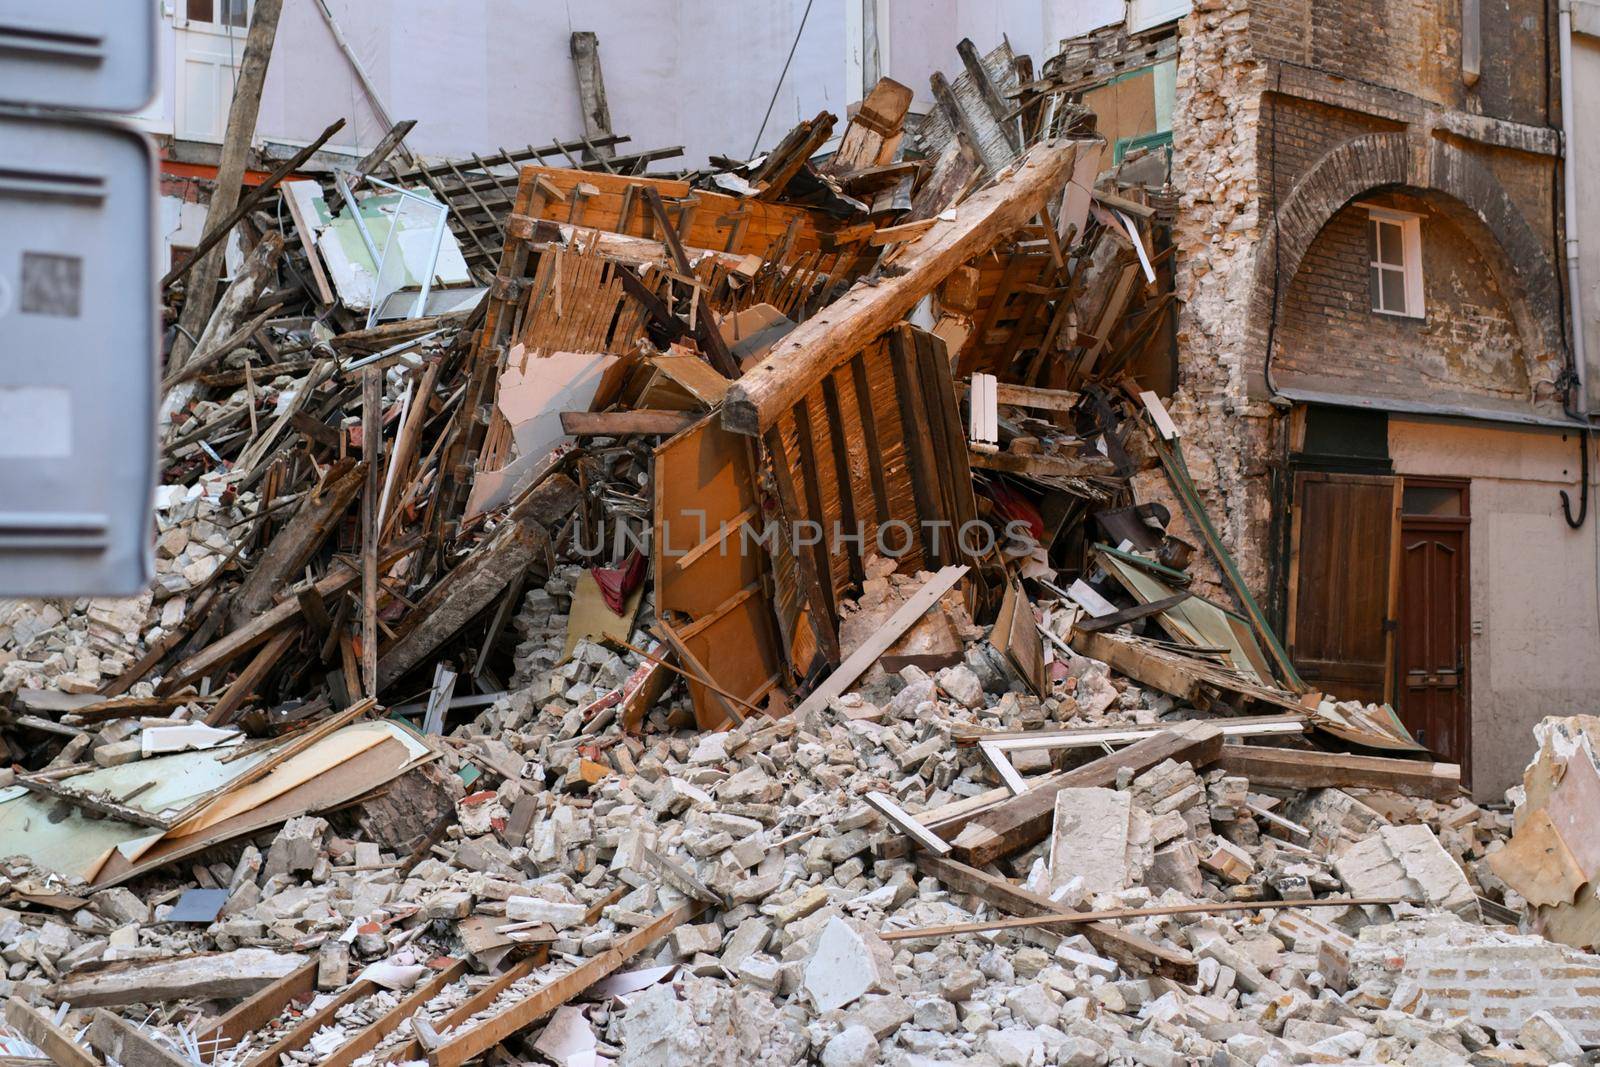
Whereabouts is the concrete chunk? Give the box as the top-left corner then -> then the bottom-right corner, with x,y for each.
1048,786 -> 1132,895
804,916 -> 890,1012
506,896 -> 588,929
1333,824 -> 1479,920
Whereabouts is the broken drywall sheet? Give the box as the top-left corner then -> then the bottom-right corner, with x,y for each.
466,348 -> 620,518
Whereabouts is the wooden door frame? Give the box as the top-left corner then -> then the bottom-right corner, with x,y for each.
1396,476 -> 1472,779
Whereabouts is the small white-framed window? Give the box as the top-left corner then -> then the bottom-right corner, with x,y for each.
1366,206 -> 1425,319
184,0 -> 250,29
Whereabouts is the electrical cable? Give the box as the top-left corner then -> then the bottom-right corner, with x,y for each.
749,0 -> 817,158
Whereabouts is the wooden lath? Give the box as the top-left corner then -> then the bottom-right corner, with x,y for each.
763,326 -> 998,666
386,138 -> 685,273
512,237 -> 650,355
515,167 -> 833,258
960,240 -> 1059,376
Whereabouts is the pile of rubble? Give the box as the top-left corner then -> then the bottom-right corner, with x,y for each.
2,21 -> 1599,1067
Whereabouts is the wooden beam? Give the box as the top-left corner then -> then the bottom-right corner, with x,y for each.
382,956 -> 543,1063
950,724 -> 1223,869
193,960 -> 317,1059
883,888 -> 1401,941
161,562 -> 364,692
569,32 -> 615,161
169,0 -> 284,371
791,565 -> 968,719
1067,629 -> 1204,703
1211,745 -> 1462,801
325,119 -> 418,215
914,856 -> 1197,983
321,961 -> 468,1067
1072,594 -> 1192,634
966,448 -> 1114,479
88,1010 -> 192,1067
47,950 -> 306,1008
376,517 -> 548,691
361,367 -> 382,699
229,461 -> 366,628
3,999 -> 96,1067
426,904 -> 704,1067
972,714 -> 1307,753
245,979 -> 377,1066
865,790 -> 952,856
162,118 -> 345,289
205,626 -> 296,727
560,410 -> 698,436
722,140 -> 1082,434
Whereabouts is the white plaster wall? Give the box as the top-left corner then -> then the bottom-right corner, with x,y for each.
231,0 -> 1086,169
1389,417 -> 1600,801
1569,29 -> 1600,413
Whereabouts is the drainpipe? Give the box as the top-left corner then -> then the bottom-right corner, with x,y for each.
1559,0 -> 1588,411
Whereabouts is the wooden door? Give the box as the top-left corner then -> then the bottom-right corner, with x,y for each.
1287,471 -> 1398,704
1398,519 -> 1470,772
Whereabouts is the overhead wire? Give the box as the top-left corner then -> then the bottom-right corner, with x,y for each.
750,0 -> 818,158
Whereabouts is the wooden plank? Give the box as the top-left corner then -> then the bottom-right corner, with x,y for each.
1212,745 -> 1461,801
88,1010 -> 191,1067
1073,594 -> 1192,634
974,714 -> 1306,752
723,140 -> 1083,434
865,791 -> 952,855
246,980 -> 378,1067
991,381 -> 1079,412
426,904 -> 704,1067
560,410 -> 698,436
194,960 -> 317,1059
163,118 -> 345,289
162,563 -> 364,691
321,961 -> 468,1067
15,774 -> 170,828
883,890 -> 1401,942
169,0 -> 284,370
205,627 -> 296,727
1067,629 -> 1205,703
3,999 -> 96,1067
914,856 -> 1197,983
967,448 -> 1114,479
791,565 -> 968,720
950,724 -> 1224,868
48,951 -> 308,1009
376,518 -> 548,691
360,368 -> 382,699
956,37 -> 1022,153
383,957 -> 542,1063
569,32 -> 615,161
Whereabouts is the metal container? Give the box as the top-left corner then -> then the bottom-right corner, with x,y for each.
0,107 -> 156,594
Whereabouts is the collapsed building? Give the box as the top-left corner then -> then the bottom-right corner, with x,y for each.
2,2 -> 1600,1064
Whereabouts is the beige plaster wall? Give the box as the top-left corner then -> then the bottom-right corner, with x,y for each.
1389,417 -> 1600,800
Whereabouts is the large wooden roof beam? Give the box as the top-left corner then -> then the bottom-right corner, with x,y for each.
721,139 -> 1084,435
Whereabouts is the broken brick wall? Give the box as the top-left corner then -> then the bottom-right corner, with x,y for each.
1168,0 -> 1276,598
1247,0 -> 1554,127
1162,0 -> 1564,606
1273,191 -> 1562,414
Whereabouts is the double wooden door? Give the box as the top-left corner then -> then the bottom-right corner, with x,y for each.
1288,472 -> 1470,775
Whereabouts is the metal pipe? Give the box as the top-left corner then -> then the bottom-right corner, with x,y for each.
312,0 -> 417,166
1559,0 -> 1588,411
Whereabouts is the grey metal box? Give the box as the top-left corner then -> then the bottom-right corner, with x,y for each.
0,2 -> 157,113
0,109 -> 156,595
